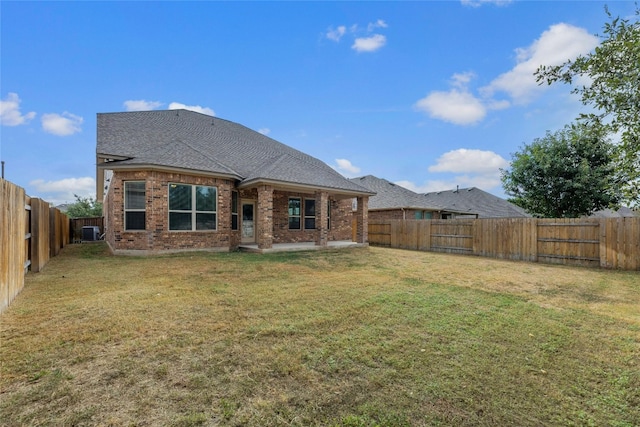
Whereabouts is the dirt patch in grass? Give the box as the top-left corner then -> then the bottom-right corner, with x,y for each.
1,244 -> 638,426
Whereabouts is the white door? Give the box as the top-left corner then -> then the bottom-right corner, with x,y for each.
241,201 -> 256,243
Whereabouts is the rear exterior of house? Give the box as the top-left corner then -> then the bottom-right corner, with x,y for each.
97,110 -> 373,254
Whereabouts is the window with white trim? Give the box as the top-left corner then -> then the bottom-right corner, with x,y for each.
169,183 -> 217,231
124,181 -> 146,230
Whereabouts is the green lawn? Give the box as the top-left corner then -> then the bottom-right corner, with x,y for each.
1,243 -> 638,426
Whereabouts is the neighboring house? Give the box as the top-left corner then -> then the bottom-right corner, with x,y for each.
421,187 -> 530,218
589,207 -> 639,218
351,175 -> 475,220
97,110 -> 374,254
352,175 -> 530,219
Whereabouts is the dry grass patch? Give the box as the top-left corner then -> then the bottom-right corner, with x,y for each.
1,243 -> 638,426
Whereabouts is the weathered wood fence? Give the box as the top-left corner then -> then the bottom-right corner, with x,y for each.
369,218 -> 640,271
1,178 -> 70,313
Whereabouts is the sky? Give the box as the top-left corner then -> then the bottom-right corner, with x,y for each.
1,0 -> 637,206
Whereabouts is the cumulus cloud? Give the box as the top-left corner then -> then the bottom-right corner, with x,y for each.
461,0 -> 513,7
258,128 -> 271,135
428,149 -> 509,174
1,93 -> 36,126
415,89 -> 486,126
326,25 -> 346,42
396,149 -> 508,194
29,177 -> 96,205
334,158 -> 361,176
124,100 -> 163,111
482,23 -> 598,104
326,19 -> 388,53
352,34 -> 387,53
41,112 -> 83,136
168,102 -> 215,116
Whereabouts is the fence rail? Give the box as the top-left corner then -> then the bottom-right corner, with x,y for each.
1,178 -> 70,313
369,218 -> 640,271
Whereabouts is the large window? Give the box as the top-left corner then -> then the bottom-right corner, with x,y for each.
288,197 -> 301,229
169,183 -> 217,231
304,199 -> 316,230
231,191 -> 239,231
124,181 -> 146,230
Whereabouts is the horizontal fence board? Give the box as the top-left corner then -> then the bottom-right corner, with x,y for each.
369,217 -> 640,271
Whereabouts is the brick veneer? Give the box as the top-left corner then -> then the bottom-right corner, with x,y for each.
103,170 -> 358,253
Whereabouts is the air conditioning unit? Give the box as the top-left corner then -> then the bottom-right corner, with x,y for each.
82,226 -> 101,242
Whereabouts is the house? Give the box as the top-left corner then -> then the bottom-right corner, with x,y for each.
351,175 -> 475,220
96,109 -> 374,254
422,187 -> 530,218
352,175 -> 530,219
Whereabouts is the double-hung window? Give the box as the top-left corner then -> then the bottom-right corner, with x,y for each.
169,183 -> 217,231
124,181 -> 146,230
304,199 -> 316,230
231,191 -> 239,231
288,197 -> 301,229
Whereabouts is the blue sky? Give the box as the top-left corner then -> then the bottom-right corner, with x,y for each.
1,0 -> 636,205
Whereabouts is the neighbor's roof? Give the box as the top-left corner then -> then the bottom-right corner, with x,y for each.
97,110 -> 373,195
422,187 -> 530,218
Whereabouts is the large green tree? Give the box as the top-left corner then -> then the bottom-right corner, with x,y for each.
535,5 -> 640,206
65,194 -> 103,218
501,124 -> 619,218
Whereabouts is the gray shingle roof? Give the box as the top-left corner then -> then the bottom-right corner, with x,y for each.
353,175 -> 530,218
421,187 -> 530,218
97,110 -> 373,195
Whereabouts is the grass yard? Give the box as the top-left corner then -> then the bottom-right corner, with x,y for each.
1,243 -> 639,426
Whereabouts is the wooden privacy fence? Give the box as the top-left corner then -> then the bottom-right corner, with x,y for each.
369,218 -> 640,271
1,178 -> 70,313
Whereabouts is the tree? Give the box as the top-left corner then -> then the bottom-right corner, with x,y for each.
65,194 -> 103,218
501,124 -> 619,218
535,5 -> 640,206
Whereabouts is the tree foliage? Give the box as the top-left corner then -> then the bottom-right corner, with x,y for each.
65,194 -> 103,218
535,5 -> 640,206
501,124 -> 619,218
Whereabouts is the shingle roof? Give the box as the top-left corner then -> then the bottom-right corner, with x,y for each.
421,187 -> 530,218
97,110 -> 373,195
351,175 -> 449,211
352,175 -> 530,218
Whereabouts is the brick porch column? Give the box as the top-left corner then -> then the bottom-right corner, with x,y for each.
257,185 -> 274,249
315,191 -> 328,247
356,196 -> 369,244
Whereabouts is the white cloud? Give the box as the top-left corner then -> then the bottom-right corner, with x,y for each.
428,149 -> 509,174
258,128 -> 271,135
415,89 -> 486,126
168,102 -> 215,116
1,93 -> 36,126
29,177 -> 96,205
352,34 -> 387,53
482,23 -> 598,104
461,0 -> 513,7
41,112 -> 83,136
397,149 -> 508,194
124,100 -> 163,111
326,25 -> 346,42
334,158 -> 361,176
367,19 -> 388,32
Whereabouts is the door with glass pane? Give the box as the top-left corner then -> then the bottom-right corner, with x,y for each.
241,201 -> 256,243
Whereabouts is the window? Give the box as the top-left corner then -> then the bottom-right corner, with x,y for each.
169,183 -> 217,231
124,181 -> 145,230
288,197 -> 301,229
231,191 -> 239,230
327,200 -> 331,230
424,211 -> 433,220
304,199 -> 316,229
414,211 -> 423,220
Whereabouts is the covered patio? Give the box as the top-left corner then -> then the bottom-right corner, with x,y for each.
238,240 -> 366,254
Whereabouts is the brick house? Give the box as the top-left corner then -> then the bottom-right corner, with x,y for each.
96,110 -> 374,254
352,175 -> 530,220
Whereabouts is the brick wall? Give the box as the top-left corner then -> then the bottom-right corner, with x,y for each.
105,170 -> 238,253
